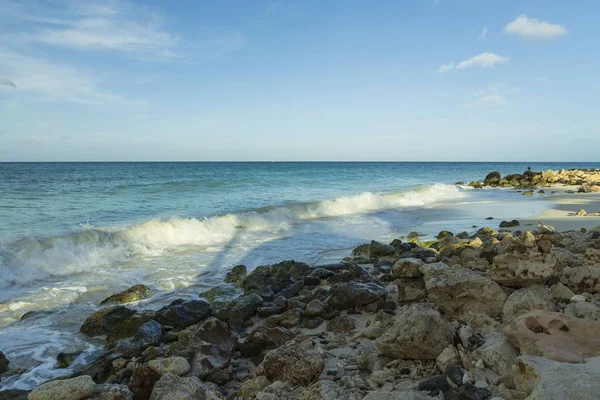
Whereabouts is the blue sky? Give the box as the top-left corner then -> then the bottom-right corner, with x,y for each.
0,0 -> 598,161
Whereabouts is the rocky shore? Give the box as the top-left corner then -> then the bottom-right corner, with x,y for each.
3,219 -> 600,400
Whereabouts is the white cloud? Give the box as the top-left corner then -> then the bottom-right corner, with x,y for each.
0,76 -> 16,88
467,85 -> 519,107
0,50 -> 138,105
479,26 -> 488,40
438,52 -> 508,73
504,15 -> 567,40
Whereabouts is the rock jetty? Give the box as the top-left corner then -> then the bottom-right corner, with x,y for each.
467,168 -> 600,192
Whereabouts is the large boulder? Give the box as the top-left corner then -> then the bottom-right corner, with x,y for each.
377,303 -> 454,360
491,252 -> 559,287
100,285 -> 151,306
561,266 -> 600,294
420,263 -> 507,319
154,300 -> 211,329
256,341 -> 325,386
239,325 -> 295,357
484,171 -> 502,185
515,356 -> 600,400
502,285 -> 555,322
149,373 -> 222,400
148,357 -> 190,377
216,292 -> 263,327
28,376 -> 95,400
80,306 -> 136,337
240,260 -> 310,298
503,310 -> 600,363
472,333 -> 519,388
390,258 -> 424,278
327,282 -> 387,310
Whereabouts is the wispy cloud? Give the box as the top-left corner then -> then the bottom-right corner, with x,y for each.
479,26 -> 488,40
0,76 -> 17,88
504,15 -> 567,40
467,85 -> 519,107
532,76 -> 548,83
437,52 -> 508,73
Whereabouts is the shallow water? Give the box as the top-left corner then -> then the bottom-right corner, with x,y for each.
0,161 -> 598,389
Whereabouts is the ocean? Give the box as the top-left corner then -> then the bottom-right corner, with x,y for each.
0,161 -> 598,389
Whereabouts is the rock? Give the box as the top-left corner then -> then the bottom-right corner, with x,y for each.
472,333 -> 519,388
149,373 -> 220,400
579,184 -> 600,193
80,306 -> 136,337
369,240 -> 396,257
256,297 -> 286,318
304,300 -> 324,317
491,252 -> 559,287
56,352 -> 81,369
0,390 -> 28,400
436,345 -> 461,374
106,314 -> 153,344
217,292 -> 263,327
503,310 -> 600,362
515,355 -> 600,400
148,357 -> 190,376
327,282 -> 387,310
224,265 -> 247,284
326,316 -> 357,334
239,325 -> 295,357
561,266 -> 600,294
240,260 -> 310,298
175,317 -> 235,350
28,376 -> 95,400
256,341 -> 324,386
502,285 -> 554,322
377,303 -> 454,360
266,309 -> 302,328
417,375 -> 451,396
396,277 -> 426,302
445,364 -> 464,385
0,352 -> 9,374
298,381 -> 344,400
237,376 -> 270,399
420,263 -> 507,319
87,384 -> 133,400
100,285 -> 151,306
484,171 -> 502,185
522,190 -> 534,196
134,320 -> 163,345
390,258 -> 424,278
408,231 -> 419,239
499,220 -> 520,228
537,222 -> 555,234
565,301 -> 600,321
550,282 -> 575,301
154,300 -> 211,329
577,209 -> 588,216
128,364 -> 160,400
437,230 -> 454,240
362,391 -> 432,400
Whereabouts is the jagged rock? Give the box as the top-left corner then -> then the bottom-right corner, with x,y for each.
189,342 -> 231,379
391,258 -> 424,278
134,320 -> 163,345
216,291 -> 263,327
148,357 -> 190,376
502,285 -> 554,322
28,376 -> 95,400
257,297 -> 286,318
326,316 -> 357,334
87,384 -> 133,400
491,251 -> 559,287
377,303 -> 454,360
420,263 -> 507,319
436,345 -> 461,374
154,300 -> 211,329
256,341 -> 324,386
224,265 -> 247,284
128,363 -> 160,400
175,317 -> 235,350
149,373 -> 221,400
100,285 -> 151,306
240,260 -> 310,298
561,266 -> 600,294
515,356 -> 600,400
550,282 -> 575,301
472,333 -> 519,388
266,309 -> 302,328
80,306 -> 136,337
239,325 -> 295,357
396,277 -> 426,302
327,282 -> 387,310
236,376 -> 270,399
503,310 -> 600,362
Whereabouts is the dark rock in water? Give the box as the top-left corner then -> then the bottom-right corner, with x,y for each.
0,390 -> 28,400
80,306 -> 136,337
128,363 -> 160,400
135,319 -> 163,345
484,171 -> 502,185
107,314 -> 153,344
327,282 -> 387,310
485,217 -> 494,220
0,352 -> 9,374
445,364 -> 464,386
257,297 -> 286,318
241,260 -> 311,299
523,190 -> 535,196
326,316 -> 357,334
19,310 -> 53,321
56,351 -> 81,369
154,300 -> 211,329
100,284 -> 151,306
266,308 -> 303,328
224,264 -> 247,285
216,291 -> 263,328
369,240 -> 395,257
437,230 -> 454,240
408,231 -> 419,239
499,220 -> 520,228
418,375 -> 451,396
239,326 -> 295,358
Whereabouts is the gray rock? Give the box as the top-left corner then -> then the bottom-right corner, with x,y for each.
149,373 -> 221,400
148,357 -> 190,377
239,326 -> 295,358
217,292 -> 263,327
256,341 -> 324,386
224,265 -> 247,284
327,282 -> 387,310
28,375 -> 95,400
502,285 -> 554,322
472,333 -> 519,388
154,300 -> 211,329
100,285 -> 151,306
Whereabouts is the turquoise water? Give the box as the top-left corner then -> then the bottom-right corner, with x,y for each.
0,161 -> 598,389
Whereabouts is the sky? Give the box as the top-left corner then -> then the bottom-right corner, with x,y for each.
0,0 -> 598,161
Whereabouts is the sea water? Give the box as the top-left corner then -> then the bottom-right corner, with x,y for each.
0,161 -> 598,389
